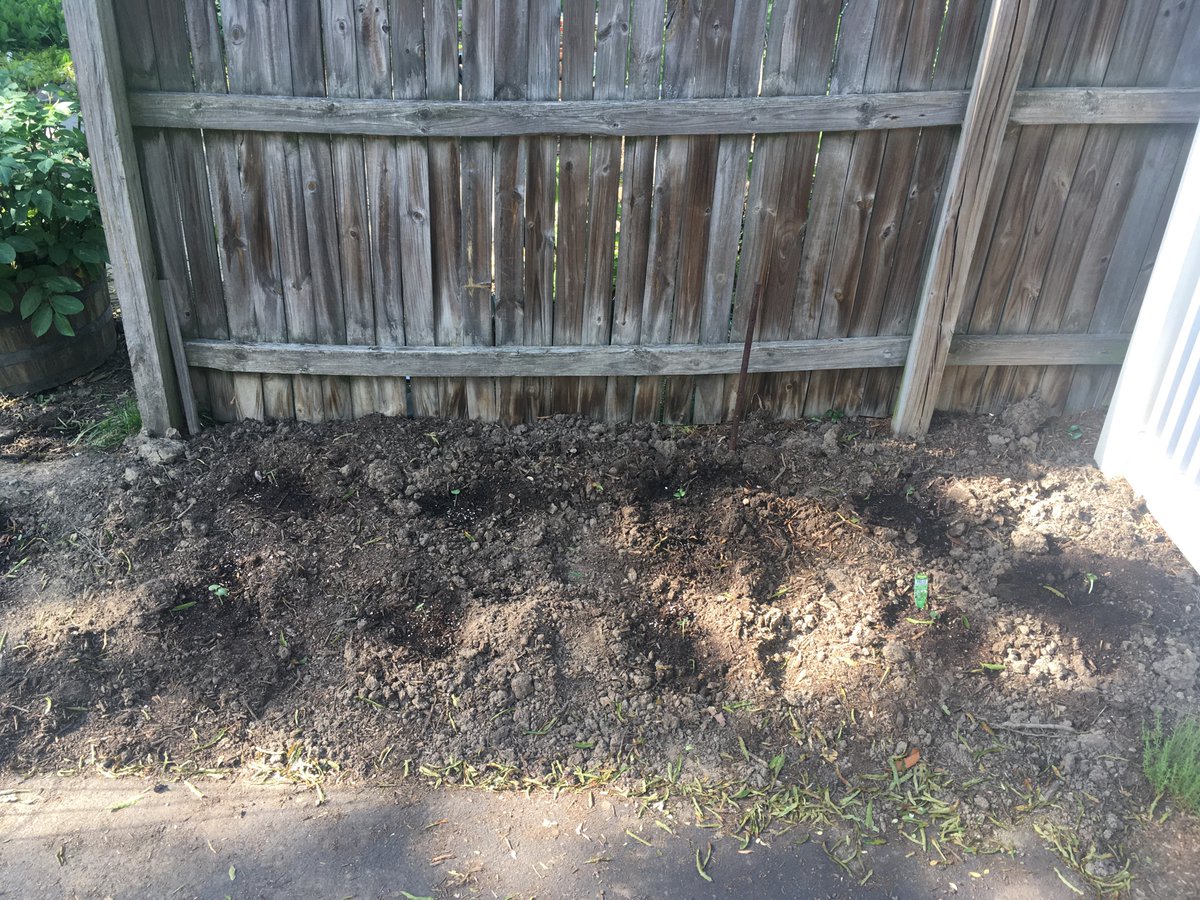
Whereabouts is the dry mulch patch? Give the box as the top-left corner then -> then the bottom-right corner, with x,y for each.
1,396 -> 1197,894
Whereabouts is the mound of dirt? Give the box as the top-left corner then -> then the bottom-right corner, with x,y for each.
1,407 -> 1196,889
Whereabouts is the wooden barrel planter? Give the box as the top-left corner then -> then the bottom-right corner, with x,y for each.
0,280 -> 117,396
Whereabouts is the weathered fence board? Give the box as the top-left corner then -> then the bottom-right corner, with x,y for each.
322,0 -> 376,418
492,0 -> 530,422
70,0 -> 1200,434
606,0 -> 664,423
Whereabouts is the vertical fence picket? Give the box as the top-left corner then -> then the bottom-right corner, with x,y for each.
115,0 -> 208,417
523,1 -> 561,419
727,0 -> 839,422
1064,2 -> 1200,411
987,2 -> 1133,410
692,2 -> 768,424
493,1 -> 530,422
1028,0 -> 1164,410
218,0 -> 296,420
660,0 -> 736,424
785,0 -> 882,420
551,0 -> 594,415
426,0 -> 467,417
140,1 -> 237,424
578,0 -> 631,419
633,2 -> 705,422
391,0 -> 439,418
942,0 -> 1080,414
802,0 -> 917,419
824,0 -> 950,418
357,1 -> 408,418
461,0 -> 499,420
285,0 -> 351,423
969,1 -> 1124,414
606,0 -> 666,422
856,0 -> 988,417
322,0 -> 378,418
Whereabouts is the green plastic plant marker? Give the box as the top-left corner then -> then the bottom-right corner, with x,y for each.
914,573 -> 929,610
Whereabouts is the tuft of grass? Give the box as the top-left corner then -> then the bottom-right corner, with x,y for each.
1143,715 -> 1200,813
70,396 -> 141,450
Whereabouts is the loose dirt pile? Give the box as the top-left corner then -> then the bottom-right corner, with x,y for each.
1,403 -> 1197,893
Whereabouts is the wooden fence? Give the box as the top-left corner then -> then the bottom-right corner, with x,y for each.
62,0 -> 1200,434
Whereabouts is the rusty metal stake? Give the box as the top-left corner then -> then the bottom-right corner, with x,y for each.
729,282 -> 763,453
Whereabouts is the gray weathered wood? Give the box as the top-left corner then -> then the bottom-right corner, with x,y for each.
160,280 -> 201,434
63,0 -> 181,434
856,0 -> 988,417
550,0 -> 595,415
148,0 -> 235,422
184,332 -> 1127,378
323,0 -> 379,419
660,0 -> 736,423
221,0 -> 293,420
892,0 -> 1043,436
117,0 -> 204,415
392,0 -> 440,417
606,0 -> 665,422
632,1 -> 704,421
492,0 -> 530,422
521,0 -> 560,420
184,0 -> 264,421
288,0 -> 351,423
791,0 -> 883,419
426,0 -> 467,416
577,0 -> 630,418
460,0 -> 498,420
734,0 -> 841,421
359,0 -> 407,419
692,0 -> 770,423
947,333 -> 1128,366
128,86 -> 1200,136
1009,87 -> 1200,124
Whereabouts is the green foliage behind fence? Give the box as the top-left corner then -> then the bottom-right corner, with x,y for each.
0,0 -> 68,53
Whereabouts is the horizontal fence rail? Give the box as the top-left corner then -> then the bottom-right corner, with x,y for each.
184,334 -> 1129,378
64,0 -> 1200,434
127,87 -> 1200,137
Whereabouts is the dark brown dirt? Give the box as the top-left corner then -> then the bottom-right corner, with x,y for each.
0,394 -> 1198,895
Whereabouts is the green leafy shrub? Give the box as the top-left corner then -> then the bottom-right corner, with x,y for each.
1143,714 -> 1200,813
0,81 -> 107,339
0,47 -> 74,92
0,0 -> 68,53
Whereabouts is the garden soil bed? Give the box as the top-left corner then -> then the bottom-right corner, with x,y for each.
1,390 -> 1198,895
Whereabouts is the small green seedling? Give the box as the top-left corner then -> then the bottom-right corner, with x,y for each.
673,487 -> 687,500
208,584 -> 229,600
914,573 -> 929,611
1066,424 -> 1084,440
450,487 -> 461,506
1084,573 -> 1098,594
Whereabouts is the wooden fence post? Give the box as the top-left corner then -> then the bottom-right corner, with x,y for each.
891,0 -> 1041,436
62,0 -> 182,434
